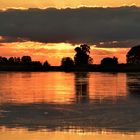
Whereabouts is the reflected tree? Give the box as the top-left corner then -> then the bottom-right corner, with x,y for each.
74,72 -> 89,103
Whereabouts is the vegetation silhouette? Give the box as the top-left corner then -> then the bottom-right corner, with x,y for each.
60,44 -> 93,71
21,56 -> 32,63
0,56 -> 8,63
61,57 -> 74,70
0,55 -> 42,71
101,56 -> 118,66
8,57 -> 20,64
1,44 -> 140,71
74,44 -> 93,66
127,45 -> 140,64
43,60 -> 51,70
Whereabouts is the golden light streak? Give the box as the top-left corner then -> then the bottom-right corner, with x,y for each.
0,72 -> 75,104
0,127 -> 140,140
0,0 -> 140,9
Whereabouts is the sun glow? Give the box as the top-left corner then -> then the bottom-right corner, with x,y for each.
0,41 -> 129,65
0,41 -> 76,65
0,0 -> 140,9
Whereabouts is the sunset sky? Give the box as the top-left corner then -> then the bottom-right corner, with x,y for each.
0,1 -> 140,65
0,1 -> 140,9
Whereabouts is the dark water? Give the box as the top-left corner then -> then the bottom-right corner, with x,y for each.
0,72 -> 140,139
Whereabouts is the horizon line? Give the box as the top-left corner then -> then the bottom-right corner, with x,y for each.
1,5 -> 140,11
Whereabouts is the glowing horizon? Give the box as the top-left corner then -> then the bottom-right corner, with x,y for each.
0,41 -> 129,65
0,0 -> 140,10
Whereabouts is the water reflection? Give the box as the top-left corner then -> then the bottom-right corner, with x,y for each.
127,73 -> 140,98
75,72 -> 89,103
0,128 -> 140,140
0,72 -> 140,134
89,73 -> 127,103
0,72 -> 128,104
0,72 -> 75,104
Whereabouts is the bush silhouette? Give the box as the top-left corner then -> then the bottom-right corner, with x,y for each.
21,56 -> 32,63
101,57 -> 118,65
61,57 -> 74,68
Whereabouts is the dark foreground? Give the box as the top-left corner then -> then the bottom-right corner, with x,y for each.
0,98 -> 140,133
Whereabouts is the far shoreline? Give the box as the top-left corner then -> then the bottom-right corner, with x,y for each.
1,64 -> 140,72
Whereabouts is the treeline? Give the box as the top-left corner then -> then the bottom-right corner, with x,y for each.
61,44 -> 118,68
0,56 -> 50,67
0,44 -> 119,71
0,56 -> 50,71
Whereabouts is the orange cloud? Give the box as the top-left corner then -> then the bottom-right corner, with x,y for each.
0,0 -> 140,9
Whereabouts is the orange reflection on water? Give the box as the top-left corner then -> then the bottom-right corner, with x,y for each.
89,73 -> 127,101
0,72 -> 127,104
0,72 -> 75,104
0,127 -> 139,140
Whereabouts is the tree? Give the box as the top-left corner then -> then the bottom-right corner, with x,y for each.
21,56 -> 32,63
43,60 -> 50,68
8,57 -> 15,63
101,56 -> 118,65
0,57 -> 8,63
8,57 -> 21,64
2,57 -> 7,62
61,57 -> 74,68
14,57 -> 20,63
74,44 -> 93,66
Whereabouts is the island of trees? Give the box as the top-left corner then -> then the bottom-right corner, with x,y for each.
0,44 -> 140,72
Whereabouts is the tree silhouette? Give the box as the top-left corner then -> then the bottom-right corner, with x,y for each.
8,57 -> 21,64
14,57 -> 20,63
101,56 -> 118,65
43,60 -> 50,69
126,45 -> 140,64
61,57 -> 74,68
8,57 -> 15,63
74,44 -> 93,66
0,57 -> 7,63
21,56 -> 32,63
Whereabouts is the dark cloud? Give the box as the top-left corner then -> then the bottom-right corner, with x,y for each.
0,36 -> 26,43
96,39 -> 140,48
0,6 -> 140,47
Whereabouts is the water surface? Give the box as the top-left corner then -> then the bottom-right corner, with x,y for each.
0,72 -> 140,139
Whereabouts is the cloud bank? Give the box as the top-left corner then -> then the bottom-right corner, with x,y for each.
0,6 -> 140,47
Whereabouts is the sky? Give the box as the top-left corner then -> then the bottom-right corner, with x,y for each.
0,0 -> 140,9
0,1 -> 140,65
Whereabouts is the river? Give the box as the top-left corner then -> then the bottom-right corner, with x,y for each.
0,72 -> 140,139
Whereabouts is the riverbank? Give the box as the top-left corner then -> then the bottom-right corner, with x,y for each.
1,64 -> 140,72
